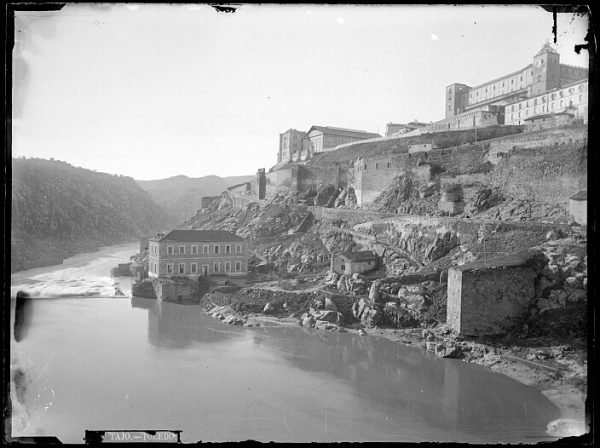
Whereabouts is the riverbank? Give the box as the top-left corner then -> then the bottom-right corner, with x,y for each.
200,296 -> 588,439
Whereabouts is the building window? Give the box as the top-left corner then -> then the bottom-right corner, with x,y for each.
202,265 -> 209,276
191,263 -> 197,274
179,245 -> 185,254
387,162 -> 391,168
191,245 -> 198,255
225,262 -> 231,272
167,263 -> 173,274
179,263 -> 185,274
214,262 -> 220,273
236,244 -> 242,253
235,261 -> 241,272
225,245 -> 231,254
533,99 -> 537,106
203,245 -> 209,254
579,95 -> 582,101
214,245 -> 220,254
167,245 -> 174,255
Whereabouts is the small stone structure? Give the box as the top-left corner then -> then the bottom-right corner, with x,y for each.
569,190 -> 587,225
330,250 -> 379,276
447,250 -> 546,336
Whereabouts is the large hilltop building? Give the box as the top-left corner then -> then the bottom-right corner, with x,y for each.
445,43 -> 587,118
276,125 -> 380,166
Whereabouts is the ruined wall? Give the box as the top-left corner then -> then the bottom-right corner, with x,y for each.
488,142 -> 587,205
486,126 -> 586,161
297,163 -> 348,191
265,166 -> 299,198
447,265 -> 537,336
352,144 -> 489,206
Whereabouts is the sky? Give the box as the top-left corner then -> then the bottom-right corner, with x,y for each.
11,4 -> 589,180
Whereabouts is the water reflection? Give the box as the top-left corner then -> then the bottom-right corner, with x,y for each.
242,326 -> 560,441
134,301 -> 560,442
138,300 -> 241,349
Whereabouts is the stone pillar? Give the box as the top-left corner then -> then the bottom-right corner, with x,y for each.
256,168 -> 266,200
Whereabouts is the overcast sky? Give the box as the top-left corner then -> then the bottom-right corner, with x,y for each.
12,4 -> 589,180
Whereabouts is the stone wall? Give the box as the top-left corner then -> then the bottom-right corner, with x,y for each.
447,252 -> 544,335
485,125 -> 586,162
352,144 -> 489,205
488,142 -> 587,205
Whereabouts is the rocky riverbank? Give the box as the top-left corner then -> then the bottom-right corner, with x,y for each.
198,274 -> 588,439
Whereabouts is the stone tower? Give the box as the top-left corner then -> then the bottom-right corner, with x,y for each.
445,83 -> 471,118
531,42 -> 560,96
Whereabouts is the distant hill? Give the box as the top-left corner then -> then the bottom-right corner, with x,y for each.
11,158 -> 174,272
137,174 -> 255,224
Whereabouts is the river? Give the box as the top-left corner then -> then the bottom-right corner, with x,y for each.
10,242 -> 560,443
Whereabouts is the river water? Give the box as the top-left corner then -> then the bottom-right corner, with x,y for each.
10,242 -> 560,443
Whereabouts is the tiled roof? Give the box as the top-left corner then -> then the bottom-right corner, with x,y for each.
307,125 -> 381,139
156,230 -> 244,242
340,250 -> 378,262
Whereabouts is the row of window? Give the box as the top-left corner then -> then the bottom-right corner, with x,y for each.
152,243 -> 243,256
357,161 -> 392,172
151,260 -> 243,275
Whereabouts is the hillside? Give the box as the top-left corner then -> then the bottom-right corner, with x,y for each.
137,174 -> 255,224
11,158 -> 174,272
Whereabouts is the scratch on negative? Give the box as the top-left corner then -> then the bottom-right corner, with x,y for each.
282,410 -> 290,432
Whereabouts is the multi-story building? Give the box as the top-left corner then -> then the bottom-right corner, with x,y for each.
445,43 -> 588,118
305,125 -> 380,154
504,80 -> 588,125
148,230 -> 248,278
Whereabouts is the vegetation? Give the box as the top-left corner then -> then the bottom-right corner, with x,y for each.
11,158 -> 174,271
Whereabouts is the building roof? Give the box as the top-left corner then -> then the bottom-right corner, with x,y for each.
535,42 -> 559,57
570,190 -> 587,201
339,250 -> 378,262
451,250 -> 546,272
523,111 -> 574,122
226,182 -> 251,191
307,125 -> 381,139
153,229 -> 244,242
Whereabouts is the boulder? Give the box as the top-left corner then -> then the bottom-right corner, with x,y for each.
263,302 -> 276,314
223,315 -> 243,325
542,264 -> 563,282
314,321 -> 345,332
548,289 -> 568,307
567,289 -> 587,303
324,298 -> 338,311
301,316 -> 316,328
389,282 -> 402,295
313,310 -> 344,324
337,275 -> 348,292
565,276 -> 582,289
369,281 -> 382,302
401,294 -> 428,313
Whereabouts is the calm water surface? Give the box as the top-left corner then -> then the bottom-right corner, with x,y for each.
10,243 -> 560,443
